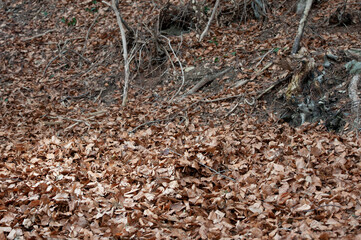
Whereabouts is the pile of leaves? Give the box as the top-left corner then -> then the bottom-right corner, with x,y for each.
1,0 -> 360,239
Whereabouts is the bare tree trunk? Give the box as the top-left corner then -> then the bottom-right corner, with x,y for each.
291,0 -> 313,54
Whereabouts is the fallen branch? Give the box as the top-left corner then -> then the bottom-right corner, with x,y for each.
256,74 -> 291,100
180,68 -> 232,100
202,93 -> 244,103
226,100 -> 241,117
253,48 -> 274,70
22,29 -> 56,41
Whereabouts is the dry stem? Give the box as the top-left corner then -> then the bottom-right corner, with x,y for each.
291,0 -> 313,54
103,0 -> 130,106
199,0 -> 220,42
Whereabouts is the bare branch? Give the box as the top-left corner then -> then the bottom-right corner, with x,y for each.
103,0 -> 131,106
161,35 -> 185,102
199,0 -> 220,42
292,0 -> 313,54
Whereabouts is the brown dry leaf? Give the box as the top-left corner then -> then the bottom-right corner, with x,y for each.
1,0 -> 360,238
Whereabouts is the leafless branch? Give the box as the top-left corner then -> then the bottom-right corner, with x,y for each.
103,0 -> 131,106
22,29 -> 56,41
161,35 -> 185,102
292,0 -> 313,54
199,0 -> 220,42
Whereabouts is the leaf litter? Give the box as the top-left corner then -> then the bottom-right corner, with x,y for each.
1,0 -> 361,239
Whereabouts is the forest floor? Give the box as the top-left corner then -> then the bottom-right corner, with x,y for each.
1,0 -> 361,239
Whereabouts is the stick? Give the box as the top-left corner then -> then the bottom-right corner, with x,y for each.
226,100 -> 241,117
43,54 -> 61,77
129,120 -> 162,134
22,29 -> 56,41
197,161 -> 236,182
199,0 -> 220,42
180,68 -> 232,100
161,35 -> 185,102
253,48 -> 274,70
291,0 -> 313,54
82,13 -> 100,55
202,94 -> 244,103
256,74 -> 291,100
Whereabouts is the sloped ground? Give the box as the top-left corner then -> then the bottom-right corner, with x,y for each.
1,0 -> 361,239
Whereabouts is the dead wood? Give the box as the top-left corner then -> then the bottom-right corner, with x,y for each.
348,74 -> 360,130
199,0 -> 220,42
291,0 -> 313,54
256,74 -> 292,100
179,67 -> 232,100
285,58 -> 315,100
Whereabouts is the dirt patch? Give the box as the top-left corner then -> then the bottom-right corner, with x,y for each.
159,3 -> 195,36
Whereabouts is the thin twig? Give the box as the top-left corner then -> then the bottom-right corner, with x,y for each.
197,161 -> 236,182
43,53 -> 61,77
129,120 -> 162,134
22,29 -> 56,41
161,35 -> 185,102
253,48 -> 274,70
300,204 -> 342,213
226,100 -> 241,117
202,94 -> 244,103
82,13 -> 100,55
